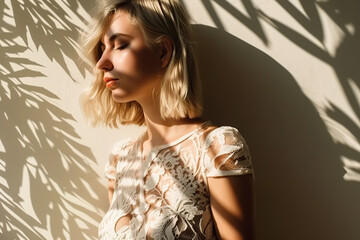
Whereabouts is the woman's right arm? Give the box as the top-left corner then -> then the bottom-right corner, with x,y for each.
105,158 -> 116,205
105,139 -> 130,205
108,179 -> 115,204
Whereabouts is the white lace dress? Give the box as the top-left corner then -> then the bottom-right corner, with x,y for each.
98,123 -> 253,239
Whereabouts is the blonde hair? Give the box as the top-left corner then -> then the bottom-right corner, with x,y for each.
80,0 -> 202,127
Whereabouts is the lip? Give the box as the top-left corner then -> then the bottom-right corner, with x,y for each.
103,77 -> 118,88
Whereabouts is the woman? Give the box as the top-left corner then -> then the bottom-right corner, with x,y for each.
81,0 -> 255,239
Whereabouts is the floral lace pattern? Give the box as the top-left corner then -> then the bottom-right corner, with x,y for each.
99,124 -> 253,239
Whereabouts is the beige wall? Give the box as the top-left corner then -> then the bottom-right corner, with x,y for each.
1,0 -> 359,239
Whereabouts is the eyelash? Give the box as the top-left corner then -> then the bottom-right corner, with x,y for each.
116,44 -> 128,50
98,43 -> 128,55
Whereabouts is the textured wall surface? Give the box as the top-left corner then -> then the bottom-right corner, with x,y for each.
1,0 -> 359,239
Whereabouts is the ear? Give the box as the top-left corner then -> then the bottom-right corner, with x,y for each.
159,37 -> 173,69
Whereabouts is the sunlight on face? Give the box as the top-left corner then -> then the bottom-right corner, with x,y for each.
97,10 -> 162,104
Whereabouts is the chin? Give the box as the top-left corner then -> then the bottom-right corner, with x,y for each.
111,92 -> 133,103
112,96 -> 130,103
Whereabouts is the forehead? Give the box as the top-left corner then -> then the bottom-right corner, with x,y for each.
102,10 -> 141,43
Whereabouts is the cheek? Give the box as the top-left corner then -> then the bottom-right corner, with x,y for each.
133,49 -> 161,78
113,48 -> 161,83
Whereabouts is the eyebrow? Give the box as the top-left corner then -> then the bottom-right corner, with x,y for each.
101,33 -> 132,45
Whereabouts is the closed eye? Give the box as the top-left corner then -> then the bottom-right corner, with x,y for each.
116,43 -> 129,50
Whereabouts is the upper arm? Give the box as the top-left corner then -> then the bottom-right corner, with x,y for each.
104,138 -> 133,205
105,153 -> 117,205
208,174 -> 255,240
203,127 -> 255,239
108,179 -> 115,204
104,140 -> 128,205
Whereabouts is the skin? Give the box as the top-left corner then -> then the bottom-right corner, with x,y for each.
208,175 -> 255,240
97,11 -> 162,104
97,10 -> 255,239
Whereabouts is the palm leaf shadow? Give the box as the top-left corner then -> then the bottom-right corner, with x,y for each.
9,0 -> 92,82
243,0 -> 360,181
190,0 -> 360,239
1,0 -> 106,239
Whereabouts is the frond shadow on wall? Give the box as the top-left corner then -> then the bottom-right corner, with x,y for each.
198,1 -> 360,169
180,0 -> 268,44
257,0 -> 360,181
0,0 -> 106,239
189,0 -> 360,239
9,0 -> 92,82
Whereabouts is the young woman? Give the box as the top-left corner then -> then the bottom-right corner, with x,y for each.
81,0 -> 255,239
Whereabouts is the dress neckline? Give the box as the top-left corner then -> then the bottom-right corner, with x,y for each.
137,121 -> 211,152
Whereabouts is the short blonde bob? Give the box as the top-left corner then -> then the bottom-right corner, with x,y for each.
80,0 -> 202,127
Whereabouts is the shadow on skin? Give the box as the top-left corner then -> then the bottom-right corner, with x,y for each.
193,24 -> 360,240
208,174 -> 255,239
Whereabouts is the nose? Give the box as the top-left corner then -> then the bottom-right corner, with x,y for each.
96,51 -> 113,71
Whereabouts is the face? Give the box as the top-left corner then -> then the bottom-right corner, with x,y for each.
96,10 -> 162,103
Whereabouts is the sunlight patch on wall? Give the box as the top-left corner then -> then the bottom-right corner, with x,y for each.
318,5 -> 346,57
342,156 -> 360,182
19,162 -> 42,222
349,79 -> 360,111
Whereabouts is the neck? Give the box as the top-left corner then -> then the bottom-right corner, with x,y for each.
138,97 -> 201,149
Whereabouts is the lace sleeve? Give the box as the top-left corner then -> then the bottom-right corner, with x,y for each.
203,126 -> 253,178
104,139 -> 130,181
